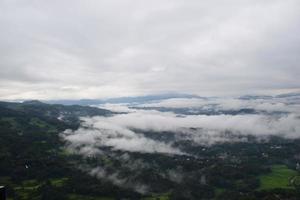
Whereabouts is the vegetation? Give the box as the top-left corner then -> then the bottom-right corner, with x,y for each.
0,101 -> 300,199
259,165 -> 298,190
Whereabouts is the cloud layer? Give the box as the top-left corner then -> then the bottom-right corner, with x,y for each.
60,96 -> 300,191
61,117 -> 183,155
62,96 -> 300,157
1,0 -> 300,99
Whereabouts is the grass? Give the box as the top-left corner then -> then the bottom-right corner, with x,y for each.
259,165 -> 298,190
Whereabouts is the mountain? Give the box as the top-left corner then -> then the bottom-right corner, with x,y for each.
44,93 -> 204,105
276,92 -> 300,98
238,92 -> 300,100
1,100 -> 300,200
238,95 -> 273,100
35,92 -> 300,106
0,101 -> 142,200
0,100 -> 114,126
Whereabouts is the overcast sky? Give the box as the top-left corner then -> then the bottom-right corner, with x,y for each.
0,0 -> 300,100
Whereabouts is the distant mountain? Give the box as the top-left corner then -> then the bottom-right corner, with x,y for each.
13,92 -> 300,106
44,93 -> 205,105
238,95 -> 273,100
22,100 -> 46,105
44,99 -> 106,106
239,92 -> 300,100
275,92 -> 300,98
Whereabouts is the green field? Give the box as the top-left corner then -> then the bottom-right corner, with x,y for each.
259,165 -> 298,190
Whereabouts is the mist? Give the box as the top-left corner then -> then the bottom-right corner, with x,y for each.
62,95 -> 300,155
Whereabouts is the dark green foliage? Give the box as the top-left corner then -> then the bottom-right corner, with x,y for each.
0,101 -> 131,199
0,101 -> 300,200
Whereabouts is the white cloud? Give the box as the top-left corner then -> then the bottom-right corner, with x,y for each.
61,119 -> 184,155
61,100 -> 300,158
93,111 -> 300,137
60,97 -> 300,190
138,97 -> 300,114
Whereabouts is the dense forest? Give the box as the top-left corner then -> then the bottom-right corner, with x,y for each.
0,101 -> 300,200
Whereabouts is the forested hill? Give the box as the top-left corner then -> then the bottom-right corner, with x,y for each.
2,101 -> 116,132
0,100 -> 113,125
1,100 -> 300,200
0,101 -> 140,200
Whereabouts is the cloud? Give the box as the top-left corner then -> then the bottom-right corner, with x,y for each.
60,96 -> 300,191
62,99 -> 300,157
80,165 -> 149,194
61,95 -> 300,159
91,111 -> 300,137
137,96 -> 300,114
61,118 -> 184,155
1,0 -> 300,99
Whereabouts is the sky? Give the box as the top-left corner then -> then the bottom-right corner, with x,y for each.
0,0 -> 300,100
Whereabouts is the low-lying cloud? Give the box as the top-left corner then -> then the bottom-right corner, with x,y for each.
98,112 -> 298,136
61,117 -> 183,155
62,105 -> 300,157
62,95 -> 300,155
60,96 -> 300,191
135,96 -> 300,114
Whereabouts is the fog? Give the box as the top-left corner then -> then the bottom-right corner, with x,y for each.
60,95 -> 300,192
62,96 -> 300,156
